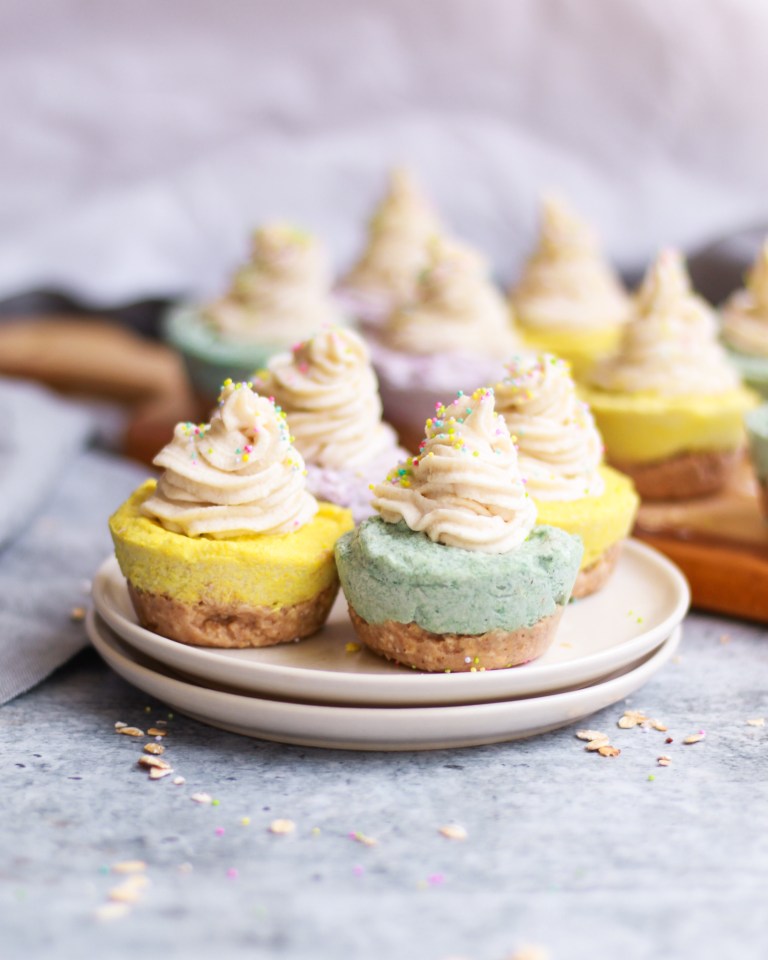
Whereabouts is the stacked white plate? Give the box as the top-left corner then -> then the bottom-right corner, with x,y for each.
88,540 -> 690,751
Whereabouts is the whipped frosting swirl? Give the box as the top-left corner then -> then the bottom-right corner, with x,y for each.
495,353 -> 604,501
590,249 -> 741,396
141,381 -> 318,537
206,224 -> 341,343
343,168 -> 441,302
511,195 -> 629,331
258,326 -> 399,470
383,238 -> 520,356
721,241 -> 768,358
371,388 -> 537,554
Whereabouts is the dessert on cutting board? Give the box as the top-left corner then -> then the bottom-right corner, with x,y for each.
164,224 -> 347,402
510,195 -> 630,378
583,249 -> 757,500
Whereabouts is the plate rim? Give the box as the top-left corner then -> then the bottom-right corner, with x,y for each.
86,608 -> 682,749
92,538 -> 690,705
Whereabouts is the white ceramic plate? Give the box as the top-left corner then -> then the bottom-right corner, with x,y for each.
92,540 -> 689,706
86,610 -> 682,751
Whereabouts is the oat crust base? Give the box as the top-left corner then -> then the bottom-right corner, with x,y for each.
347,605 -> 565,672
611,449 -> 739,501
128,581 -> 339,648
571,541 -> 623,600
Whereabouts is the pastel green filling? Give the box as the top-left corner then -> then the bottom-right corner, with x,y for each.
746,405 -> 768,480
162,304 -> 282,397
726,348 -> 768,398
335,518 -> 583,636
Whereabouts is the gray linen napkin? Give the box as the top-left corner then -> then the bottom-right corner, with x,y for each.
0,378 -> 94,550
0,378 -> 148,704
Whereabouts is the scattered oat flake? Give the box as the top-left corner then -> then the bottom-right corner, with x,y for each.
657,755 -> 672,766
143,742 -> 165,755
747,718 -> 765,727
114,722 -> 127,730
94,902 -> 131,922
576,729 -> 608,742
349,831 -> 378,847
147,728 -> 166,737
509,947 -> 550,960
439,824 -> 467,841
683,733 -> 705,745
70,607 -> 86,622
345,642 -> 361,653
597,745 -> 621,757
116,727 -> 144,738
585,739 -> 611,752
191,793 -> 212,804
138,756 -> 171,771
269,819 -> 295,835
108,885 -> 142,904
173,776 -> 186,786
652,721 -> 668,732
111,860 -> 146,875
149,767 -> 174,780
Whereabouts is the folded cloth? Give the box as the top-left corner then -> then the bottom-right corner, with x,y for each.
0,377 -> 94,550
0,377 -> 149,704
0,448 -> 148,704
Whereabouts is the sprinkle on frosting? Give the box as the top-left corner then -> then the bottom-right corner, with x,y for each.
371,387 -> 537,554
495,353 -> 605,501
590,248 -> 741,396
382,237 -> 521,356
141,380 -> 318,537
257,326 -> 400,469
343,167 -> 442,303
721,240 -> 768,358
204,223 -> 341,343
511,195 -> 629,331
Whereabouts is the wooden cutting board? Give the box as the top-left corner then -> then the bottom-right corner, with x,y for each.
634,457 -> 768,623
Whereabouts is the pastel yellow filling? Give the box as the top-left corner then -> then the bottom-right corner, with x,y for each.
579,386 -> 758,463
534,465 -> 639,569
109,480 -> 354,608
520,325 -> 623,379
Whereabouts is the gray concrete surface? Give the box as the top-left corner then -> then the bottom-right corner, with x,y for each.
2,612 -> 768,960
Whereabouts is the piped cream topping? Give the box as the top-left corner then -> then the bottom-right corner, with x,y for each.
590,249 -> 740,396
141,381 -> 317,537
495,354 -> 604,501
258,326 -> 399,470
511,195 -> 629,331
343,168 -> 441,303
371,388 -> 537,554
383,237 -> 520,356
721,241 -> 768,358
205,224 -> 341,343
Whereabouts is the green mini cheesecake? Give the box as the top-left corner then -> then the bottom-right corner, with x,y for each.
336,518 -> 583,638
163,304 -> 286,404
746,404 -> 768,520
726,348 -> 768,400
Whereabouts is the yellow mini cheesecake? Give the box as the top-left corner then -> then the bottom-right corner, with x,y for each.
495,353 -> 638,597
586,249 -> 757,500
109,381 -> 353,648
534,465 -> 638,595
521,325 -> 623,381
510,196 -> 630,380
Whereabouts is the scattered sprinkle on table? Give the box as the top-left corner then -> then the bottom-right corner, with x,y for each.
116,726 -> 144,738
684,732 -> 706,745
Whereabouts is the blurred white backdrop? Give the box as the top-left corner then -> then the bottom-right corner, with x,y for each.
2,0 -> 767,304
